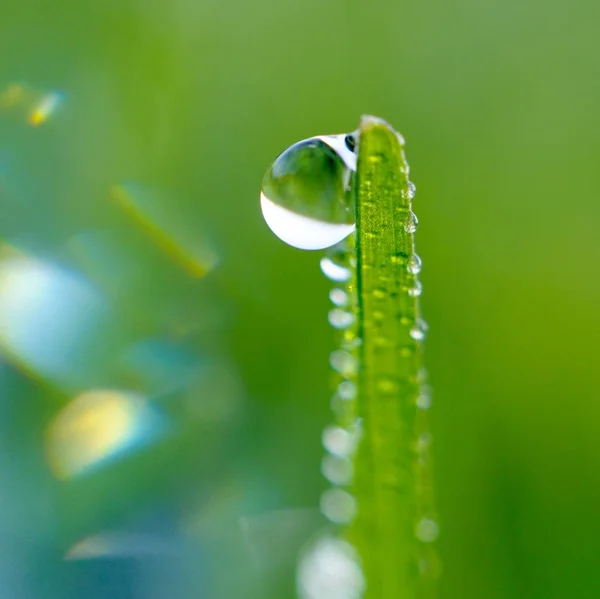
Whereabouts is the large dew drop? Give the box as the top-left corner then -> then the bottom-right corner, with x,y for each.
261,134 -> 357,250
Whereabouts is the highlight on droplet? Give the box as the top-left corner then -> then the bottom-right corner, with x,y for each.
111,182 -> 218,278
28,90 -> 65,127
45,389 -> 166,479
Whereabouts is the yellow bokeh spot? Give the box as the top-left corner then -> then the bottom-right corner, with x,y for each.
45,389 -> 159,479
27,91 -> 64,127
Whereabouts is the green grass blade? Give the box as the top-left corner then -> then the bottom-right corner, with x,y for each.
346,115 -> 437,599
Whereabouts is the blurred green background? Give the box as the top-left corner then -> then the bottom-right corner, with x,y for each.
1,0 -> 600,598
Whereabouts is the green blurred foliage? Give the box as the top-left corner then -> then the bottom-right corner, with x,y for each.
1,0 -> 599,598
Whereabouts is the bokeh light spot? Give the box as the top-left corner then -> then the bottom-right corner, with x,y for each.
45,389 -> 166,479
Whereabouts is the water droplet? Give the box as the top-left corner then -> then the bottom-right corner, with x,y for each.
322,425 -> 354,457
320,257 -> 352,283
403,181 -> 416,200
261,135 -> 357,250
408,280 -> 423,297
320,488 -> 357,524
329,288 -> 349,307
337,380 -> 357,400
297,536 -> 365,599
330,350 -> 358,377
404,212 -> 419,233
416,393 -> 432,410
407,254 -> 422,275
415,518 -> 439,543
340,336 -> 362,351
321,454 -> 353,486
328,309 -> 355,330
410,324 -> 426,341
416,433 -> 431,454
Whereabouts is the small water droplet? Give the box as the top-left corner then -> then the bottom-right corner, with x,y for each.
337,380 -> 357,400
407,254 -> 422,275
340,336 -> 362,351
408,280 -> 423,297
320,257 -> 352,283
329,288 -> 349,307
320,488 -> 357,524
415,518 -> 439,543
260,135 -> 356,250
330,394 -> 350,420
328,309 -> 355,330
416,393 -> 432,410
330,350 -> 358,377
406,181 -> 416,200
404,212 -> 419,233
297,536 -> 365,599
322,425 -> 354,457
416,433 -> 431,454
321,454 -> 353,486
410,324 -> 426,341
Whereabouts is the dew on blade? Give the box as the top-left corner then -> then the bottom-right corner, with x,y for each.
404,211 -> 419,233
260,135 -> 357,250
321,454 -> 353,486
415,518 -> 439,543
320,488 -> 357,524
407,253 -> 422,275
329,288 -> 349,307
297,536 -> 365,599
